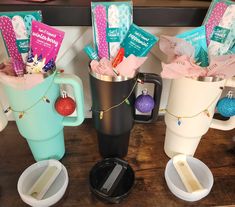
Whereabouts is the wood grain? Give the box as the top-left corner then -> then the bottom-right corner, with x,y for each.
0,119 -> 234,207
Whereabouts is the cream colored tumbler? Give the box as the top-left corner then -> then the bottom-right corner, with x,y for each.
164,77 -> 235,158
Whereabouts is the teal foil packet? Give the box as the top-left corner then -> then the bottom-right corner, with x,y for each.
176,26 -> 209,67
0,11 -> 42,62
91,1 -> 133,59
121,24 -> 158,57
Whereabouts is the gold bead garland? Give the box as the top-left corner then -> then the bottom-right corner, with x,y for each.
159,90 -> 223,125
91,78 -> 143,120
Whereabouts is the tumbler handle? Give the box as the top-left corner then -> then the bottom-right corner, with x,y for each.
54,73 -> 85,126
134,73 -> 162,123
210,77 -> 235,130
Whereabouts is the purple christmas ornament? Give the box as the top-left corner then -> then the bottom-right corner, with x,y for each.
135,89 -> 155,113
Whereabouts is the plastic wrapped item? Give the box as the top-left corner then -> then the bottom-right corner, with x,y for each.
203,0 -> 235,56
91,1 -> 133,59
0,11 -> 42,63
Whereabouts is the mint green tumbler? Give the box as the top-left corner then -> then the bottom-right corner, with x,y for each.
3,72 -> 85,161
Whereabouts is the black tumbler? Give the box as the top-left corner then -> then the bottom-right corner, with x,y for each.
89,71 -> 162,158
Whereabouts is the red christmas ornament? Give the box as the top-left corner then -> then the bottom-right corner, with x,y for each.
55,91 -> 76,116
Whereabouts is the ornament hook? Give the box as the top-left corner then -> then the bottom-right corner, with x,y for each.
61,90 -> 68,98
227,91 -> 233,99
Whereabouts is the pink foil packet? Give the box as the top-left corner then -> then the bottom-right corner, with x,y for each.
26,21 -> 65,74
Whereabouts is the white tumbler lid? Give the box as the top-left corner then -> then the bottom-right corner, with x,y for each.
17,159 -> 68,207
165,154 -> 213,202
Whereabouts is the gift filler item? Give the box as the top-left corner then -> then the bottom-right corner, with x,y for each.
89,158 -> 135,204
83,45 -> 99,60
157,35 -> 235,80
0,72 -> 44,90
18,159 -> 68,207
91,1 -> 133,59
156,35 -> 195,64
0,11 -> 42,63
203,1 -> 228,45
165,154 -> 213,202
176,26 -> 209,67
0,60 -> 45,89
26,21 -> 65,74
90,58 -> 116,77
160,52 -> 235,80
90,55 -> 147,78
203,0 -> 235,56
160,55 -> 207,79
206,54 -> 235,79
121,24 -> 158,57
0,16 -> 25,76
164,77 -> 235,158
208,4 -> 235,56
89,70 -> 162,158
3,72 -> 84,161
112,48 -> 125,68
0,101 -> 8,132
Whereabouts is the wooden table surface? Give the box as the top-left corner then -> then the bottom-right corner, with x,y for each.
0,119 -> 234,207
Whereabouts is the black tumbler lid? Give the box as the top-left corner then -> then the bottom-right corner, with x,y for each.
89,158 -> 135,204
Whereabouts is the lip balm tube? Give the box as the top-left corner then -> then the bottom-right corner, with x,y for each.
84,45 -> 99,60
